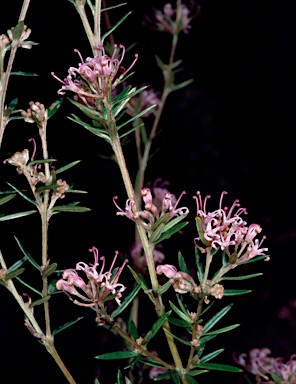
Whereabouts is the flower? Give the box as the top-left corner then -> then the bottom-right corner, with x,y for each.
113,188 -> 188,235
193,191 -> 268,264
7,25 -> 33,48
56,247 -> 128,309
51,44 -> 138,105
144,1 -> 201,35
234,349 -> 296,383
21,101 -> 48,125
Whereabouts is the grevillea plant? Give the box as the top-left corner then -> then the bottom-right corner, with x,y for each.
0,1 -> 279,384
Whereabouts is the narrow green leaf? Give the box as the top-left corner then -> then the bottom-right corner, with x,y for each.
170,79 -> 194,92
7,98 -> 18,110
15,277 -> 43,296
149,223 -> 165,244
178,251 -> 190,274
101,3 -> 127,12
12,21 -> 24,41
68,115 -> 110,143
35,183 -> 60,193
101,12 -> 131,43
169,301 -> 191,322
155,55 -> 165,70
154,372 -> 171,381
138,357 -> 166,369
119,123 -> 145,139
0,193 -> 16,206
202,323 -> 240,336
241,255 -> 269,264
29,295 -> 51,308
128,320 -> 139,340
171,369 -> 181,384
4,267 -> 25,280
162,214 -> 188,233
11,71 -> 38,76
6,256 -> 27,274
111,284 -> 141,318
14,237 -> 40,270
223,289 -> 252,296
168,317 -> 190,328
157,280 -> 172,295
7,182 -> 37,206
199,349 -> 224,363
52,317 -> 84,336
67,99 -> 107,122
163,329 -> 192,346
154,221 -> 189,245
95,351 -> 138,360
220,273 -> 263,281
0,280 -> 7,287
203,304 -> 233,333
270,372 -> 282,383
188,370 -> 209,377
55,160 -> 81,174
47,99 -> 63,119
117,370 -> 124,384
198,334 -> 218,345
151,213 -> 170,232
0,210 -> 36,221
123,354 -> 142,370
127,266 -> 149,290
42,263 -> 58,277
195,363 -> 242,373
51,205 -> 90,213
142,311 -> 171,345
184,374 -> 201,384
117,104 -> 156,130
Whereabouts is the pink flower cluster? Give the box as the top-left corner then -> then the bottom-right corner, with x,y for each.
234,348 -> 296,383
114,187 -> 188,231
56,247 -> 127,308
194,191 -> 268,264
144,1 -> 200,35
52,45 -> 138,106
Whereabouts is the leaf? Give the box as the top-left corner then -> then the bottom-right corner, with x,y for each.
35,183 -> 60,193
6,256 -> 27,274
15,277 -> 43,296
142,311 -> 171,345
188,370 -> 209,377
168,317 -> 191,328
0,193 -> 16,205
52,317 -> 84,336
163,329 -> 192,347
11,71 -> 38,76
199,349 -> 224,363
154,221 -> 189,245
55,160 -> 81,174
128,320 -> 139,340
127,266 -> 149,290
101,3 -> 127,12
156,280 -> 172,295
67,99 -> 107,122
101,12 -> 131,43
95,351 -> 138,360
111,284 -> 141,318
12,20 -> 24,41
169,301 -> 191,322
219,273 -> 263,281
171,369 -> 181,384
203,304 -> 233,333
14,237 -> 40,270
47,99 -> 63,119
7,98 -> 18,110
241,255 -> 269,264
223,289 -> 252,296
148,223 -> 165,244
195,363 -> 242,373
119,122 -> 145,139
42,263 -> 58,277
202,323 -> 240,336
7,182 -> 37,206
4,268 -> 25,280
154,372 -> 171,381
117,370 -> 124,384
0,210 -> 37,221
198,334 -> 218,345
29,295 -> 51,308
170,79 -> 194,93
178,251 -> 190,275
68,115 -> 110,143
51,205 -> 90,213
184,374 -> 201,384
117,104 -> 157,130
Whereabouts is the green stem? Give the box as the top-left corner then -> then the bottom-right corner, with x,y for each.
75,0 -> 96,55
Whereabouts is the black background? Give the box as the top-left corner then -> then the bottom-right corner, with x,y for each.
0,0 -> 295,383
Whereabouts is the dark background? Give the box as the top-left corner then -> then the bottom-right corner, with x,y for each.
0,0 -> 295,383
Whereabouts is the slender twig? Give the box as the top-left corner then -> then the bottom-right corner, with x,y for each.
75,0 -> 96,55
94,0 -> 102,45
